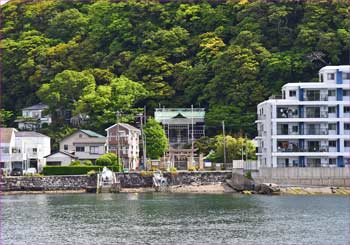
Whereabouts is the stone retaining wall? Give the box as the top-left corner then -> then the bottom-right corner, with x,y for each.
1,171 -> 233,192
0,175 -> 96,192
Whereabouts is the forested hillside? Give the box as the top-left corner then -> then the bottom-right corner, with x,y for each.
1,0 -> 350,136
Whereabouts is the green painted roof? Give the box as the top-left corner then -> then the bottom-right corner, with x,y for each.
80,129 -> 105,138
154,108 -> 205,122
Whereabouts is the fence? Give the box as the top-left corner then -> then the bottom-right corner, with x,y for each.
231,160 -> 259,171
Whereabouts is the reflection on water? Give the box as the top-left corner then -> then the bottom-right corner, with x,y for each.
1,193 -> 349,244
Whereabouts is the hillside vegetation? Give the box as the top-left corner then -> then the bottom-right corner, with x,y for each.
2,0 -> 350,136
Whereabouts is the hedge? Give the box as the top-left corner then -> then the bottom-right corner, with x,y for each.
43,165 -> 123,176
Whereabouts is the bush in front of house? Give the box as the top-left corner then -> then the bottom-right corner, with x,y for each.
43,165 -> 122,175
188,166 -> 196,171
70,160 -> 82,166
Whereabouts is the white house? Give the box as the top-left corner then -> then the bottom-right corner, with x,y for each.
0,128 -> 17,172
59,129 -> 106,162
0,128 -> 51,173
105,123 -> 140,170
16,103 -> 52,130
256,65 -> 350,168
14,131 -> 51,172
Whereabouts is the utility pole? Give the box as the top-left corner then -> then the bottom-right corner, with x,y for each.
139,108 -> 147,170
116,111 -> 121,168
222,120 -> 226,166
191,104 -> 194,168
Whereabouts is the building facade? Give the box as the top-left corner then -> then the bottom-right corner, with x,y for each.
59,130 -> 106,162
256,65 -> 350,168
105,123 -> 140,170
154,107 -> 205,170
16,103 -> 52,130
0,128 -> 51,173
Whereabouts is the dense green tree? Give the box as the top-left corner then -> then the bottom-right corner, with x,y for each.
144,118 -> 168,159
96,153 -> 119,166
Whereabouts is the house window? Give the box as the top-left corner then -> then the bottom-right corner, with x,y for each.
76,146 -> 85,152
345,141 -> 350,147
342,72 -> 350,80
90,146 -> 99,154
343,90 -> 350,96
328,90 -> 336,96
33,148 -> 37,153
292,126 -> 298,133
345,123 -> 350,130
328,107 -> 336,113
289,90 -> 296,97
64,144 -> 68,151
329,141 -> 336,147
328,123 -> 336,130
329,158 -> 336,165
320,74 -> 324,82
344,106 -> 350,113
327,73 -> 335,80
1,147 -> 9,153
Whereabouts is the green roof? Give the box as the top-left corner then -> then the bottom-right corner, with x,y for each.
80,129 -> 105,138
155,108 -> 205,121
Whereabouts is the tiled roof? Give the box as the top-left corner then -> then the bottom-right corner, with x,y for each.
22,103 -> 48,111
155,108 -> 205,122
80,129 -> 105,138
15,131 -> 49,138
45,151 -> 78,159
0,128 -> 16,143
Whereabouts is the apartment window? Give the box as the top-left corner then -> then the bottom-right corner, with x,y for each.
76,146 -> 85,152
329,158 -> 336,165
342,72 -> 350,80
33,148 -> 37,153
328,90 -> 336,96
292,126 -> 298,133
64,144 -> 68,150
345,123 -> 350,130
320,74 -> 324,82
289,90 -> 296,97
344,90 -> 350,96
328,107 -> 336,113
344,106 -> 350,113
90,146 -> 99,154
327,73 -> 335,80
345,141 -> 350,147
1,147 -> 9,153
329,141 -> 336,147
328,123 -> 336,130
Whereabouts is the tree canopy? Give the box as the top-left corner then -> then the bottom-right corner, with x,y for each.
2,1 -> 349,137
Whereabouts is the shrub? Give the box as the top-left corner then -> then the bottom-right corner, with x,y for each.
221,165 -> 226,170
170,167 -> 177,173
70,160 -> 82,166
83,160 -> 93,166
150,167 -> 158,171
96,153 -> 119,166
244,170 -> 253,180
188,166 -> 196,171
140,171 -> 153,177
43,165 -> 123,175
87,170 -> 96,176
210,166 -> 216,171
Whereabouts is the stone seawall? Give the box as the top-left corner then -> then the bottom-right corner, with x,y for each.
1,171 -> 233,192
0,175 -> 96,192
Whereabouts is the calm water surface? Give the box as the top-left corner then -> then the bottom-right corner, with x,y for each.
1,193 -> 350,244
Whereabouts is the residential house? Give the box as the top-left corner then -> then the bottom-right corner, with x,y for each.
0,128 -> 50,173
154,107 -> 205,170
105,123 -> 140,170
256,65 -> 350,168
15,103 -> 52,130
59,129 -> 106,162
0,128 -> 17,172
14,131 -> 51,172
45,151 -> 78,166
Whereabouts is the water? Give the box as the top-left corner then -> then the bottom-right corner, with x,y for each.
1,193 -> 349,244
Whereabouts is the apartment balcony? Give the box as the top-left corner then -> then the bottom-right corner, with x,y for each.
304,95 -> 328,101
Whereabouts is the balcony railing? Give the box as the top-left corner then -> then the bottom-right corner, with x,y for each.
277,146 -> 329,152
304,95 -> 328,101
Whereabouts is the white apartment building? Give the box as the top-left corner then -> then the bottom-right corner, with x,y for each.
256,65 -> 350,168
0,128 -> 51,173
